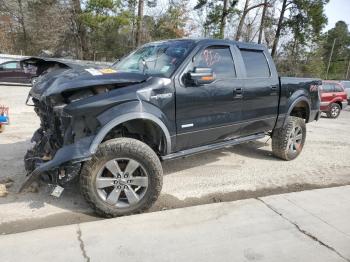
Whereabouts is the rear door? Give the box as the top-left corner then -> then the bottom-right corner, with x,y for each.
174,43 -> 244,150
320,83 -> 335,106
238,47 -> 280,135
334,83 -> 347,102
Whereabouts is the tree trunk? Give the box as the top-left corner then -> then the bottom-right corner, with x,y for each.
258,0 -> 268,44
219,0 -> 229,39
235,0 -> 250,41
235,0 -> 266,41
271,0 -> 287,58
130,0 -> 137,47
17,0 -> 28,54
136,0 -> 144,47
71,0 -> 88,59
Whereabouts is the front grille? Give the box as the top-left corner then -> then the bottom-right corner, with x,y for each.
33,99 -> 64,150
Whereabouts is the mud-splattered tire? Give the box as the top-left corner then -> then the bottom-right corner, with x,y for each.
326,103 -> 341,119
80,138 -> 163,218
272,116 -> 306,161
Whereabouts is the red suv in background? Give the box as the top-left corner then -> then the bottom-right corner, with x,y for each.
320,81 -> 348,118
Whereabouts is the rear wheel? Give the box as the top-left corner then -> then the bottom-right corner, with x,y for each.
326,103 -> 341,118
80,138 -> 163,218
272,116 -> 306,161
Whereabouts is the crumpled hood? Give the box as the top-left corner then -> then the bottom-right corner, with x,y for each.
30,67 -> 149,100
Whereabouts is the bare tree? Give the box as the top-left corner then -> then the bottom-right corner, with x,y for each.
0,0 -> 29,53
136,0 -> 144,46
219,0 -> 229,38
271,0 -> 287,57
258,0 -> 268,44
235,0 -> 267,41
70,0 -> 88,59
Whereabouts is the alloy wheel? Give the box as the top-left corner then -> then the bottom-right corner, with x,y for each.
331,106 -> 340,117
287,125 -> 303,154
95,158 -> 149,208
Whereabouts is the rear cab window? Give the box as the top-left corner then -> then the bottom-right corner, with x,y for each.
240,49 -> 271,78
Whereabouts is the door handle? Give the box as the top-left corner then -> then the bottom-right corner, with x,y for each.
233,87 -> 243,98
271,85 -> 278,91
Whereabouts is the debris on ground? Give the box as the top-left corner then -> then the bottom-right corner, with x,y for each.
0,105 -> 10,133
0,184 -> 8,197
26,181 -> 39,193
0,177 -> 14,189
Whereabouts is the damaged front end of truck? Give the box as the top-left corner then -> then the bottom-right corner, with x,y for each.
20,66 -> 170,192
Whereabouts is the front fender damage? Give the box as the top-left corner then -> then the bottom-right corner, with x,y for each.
19,136 -> 94,192
21,68 -> 173,193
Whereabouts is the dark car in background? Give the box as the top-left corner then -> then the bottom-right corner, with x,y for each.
320,81 -> 348,118
340,80 -> 350,104
0,60 -> 36,84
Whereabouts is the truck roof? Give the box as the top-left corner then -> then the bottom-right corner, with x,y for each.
144,38 -> 267,51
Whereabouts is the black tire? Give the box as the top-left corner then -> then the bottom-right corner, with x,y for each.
272,116 -> 306,161
326,103 -> 341,119
80,138 -> 163,218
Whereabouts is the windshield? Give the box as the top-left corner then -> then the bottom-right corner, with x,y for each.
113,40 -> 195,78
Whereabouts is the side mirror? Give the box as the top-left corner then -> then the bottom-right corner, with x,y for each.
188,67 -> 215,86
0,66 -> 3,71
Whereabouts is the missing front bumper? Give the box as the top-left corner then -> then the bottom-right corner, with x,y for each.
19,136 -> 95,192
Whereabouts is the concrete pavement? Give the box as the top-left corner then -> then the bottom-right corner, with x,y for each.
1,186 -> 350,262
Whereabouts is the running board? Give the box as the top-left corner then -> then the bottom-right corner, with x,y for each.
161,133 -> 265,161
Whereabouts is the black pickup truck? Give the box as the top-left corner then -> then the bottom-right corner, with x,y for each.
22,39 -> 321,217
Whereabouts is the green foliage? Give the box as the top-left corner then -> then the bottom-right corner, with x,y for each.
285,0 -> 328,45
195,0 -> 238,38
322,21 -> 350,79
1,0 -> 348,80
79,0 -> 190,59
151,2 -> 189,40
81,0 -> 133,58
276,0 -> 330,78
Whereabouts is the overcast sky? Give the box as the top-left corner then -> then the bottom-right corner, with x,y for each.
324,0 -> 350,30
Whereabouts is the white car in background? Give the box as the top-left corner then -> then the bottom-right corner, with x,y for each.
341,81 -> 350,104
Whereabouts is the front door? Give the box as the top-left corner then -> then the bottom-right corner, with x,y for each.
174,44 -> 244,151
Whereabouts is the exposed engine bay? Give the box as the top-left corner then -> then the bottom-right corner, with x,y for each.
20,63 -> 170,192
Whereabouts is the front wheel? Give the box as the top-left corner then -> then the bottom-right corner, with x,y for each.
272,116 -> 306,161
80,138 -> 163,218
326,103 -> 341,119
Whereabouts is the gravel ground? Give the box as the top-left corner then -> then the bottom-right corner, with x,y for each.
0,84 -> 350,234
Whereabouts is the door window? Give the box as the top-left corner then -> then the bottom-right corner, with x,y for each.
193,46 -> 236,78
240,49 -> 270,78
341,81 -> 350,89
321,83 -> 335,92
334,84 -> 343,92
2,62 -> 18,69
